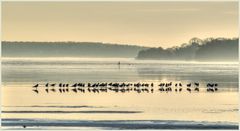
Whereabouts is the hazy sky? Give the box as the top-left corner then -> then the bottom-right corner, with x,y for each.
2,2 -> 238,48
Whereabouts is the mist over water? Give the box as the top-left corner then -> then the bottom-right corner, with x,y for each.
2,57 -> 238,88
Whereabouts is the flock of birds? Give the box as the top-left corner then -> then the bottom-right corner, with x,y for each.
32,82 -> 218,94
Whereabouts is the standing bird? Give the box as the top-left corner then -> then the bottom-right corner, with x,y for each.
179,83 -> 182,87
72,88 -> 78,93
187,88 -> 191,93
33,84 -> 39,88
59,88 -> 62,93
194,87 -> 199,92
179,88 -> 182,92
50,83 -> 56,87
33,89 -> 39,94
45,88 -> 49,93
50,88 -> 56,92
151,83 -> 154,87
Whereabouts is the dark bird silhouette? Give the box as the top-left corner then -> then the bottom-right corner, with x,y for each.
33,89 -> 39,94
88,88 -> 91,92
194,87 -> 199,92
187,88 -> 191,93
72,88 -> 77,93
50,83 -> 56,87
33,84 -> 39,88
179,88 -> 182,92
66,88 -> 69,92
50,88 -> 56,92
59,88 -> 62,93
45,88 -> 49,93
194,83 -> 199,87
187,83 -> 191,87
151,88 -> 154,93
207,88 -> 214,92
72,83 -> 77,87
151,83 -> 154,87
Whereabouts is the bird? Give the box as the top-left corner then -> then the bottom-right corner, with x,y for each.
72,88 -> 77,93
59,83 -> 62,87
187,88 -> 191,93
151,83 -> 154,87
45,88 -> 49,93
33,89 -> 39,94
179,88 -> 182,92
194,87 -> 199,92
72,83 -> 77,87
59,88 -> 62,93
194,83 -> 199,87
50,83 -> 56,87
50,88 -> 56,92
33,84 -> 39,88
179,83 -> 182,87
151,88 -> 154,93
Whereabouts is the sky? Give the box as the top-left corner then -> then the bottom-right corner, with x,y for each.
2,2 -> 238,48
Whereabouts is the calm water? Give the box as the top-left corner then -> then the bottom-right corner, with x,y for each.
1,57 -> 239,129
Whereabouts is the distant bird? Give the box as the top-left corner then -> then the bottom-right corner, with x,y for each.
45,88 -> 49,93
179,83 -> 182,87
23,125 -> 26,128
50,83 -> 56,87
72,83 -> 77,87
187,88 -> 191,93
72,88 -> 77,93
33,89 -> 39,94
179,88 -> 182,92
151,88 -> 154,93
50,88 -> 56,92
194,83 -> 199,87
33,84 -> 39,88
151,83 -> 154,87
207,88 -> 214,92
59,88 -> 62,93
194,87 -> 199,92
59,83 -> 62,87
66,88 -> 69,92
